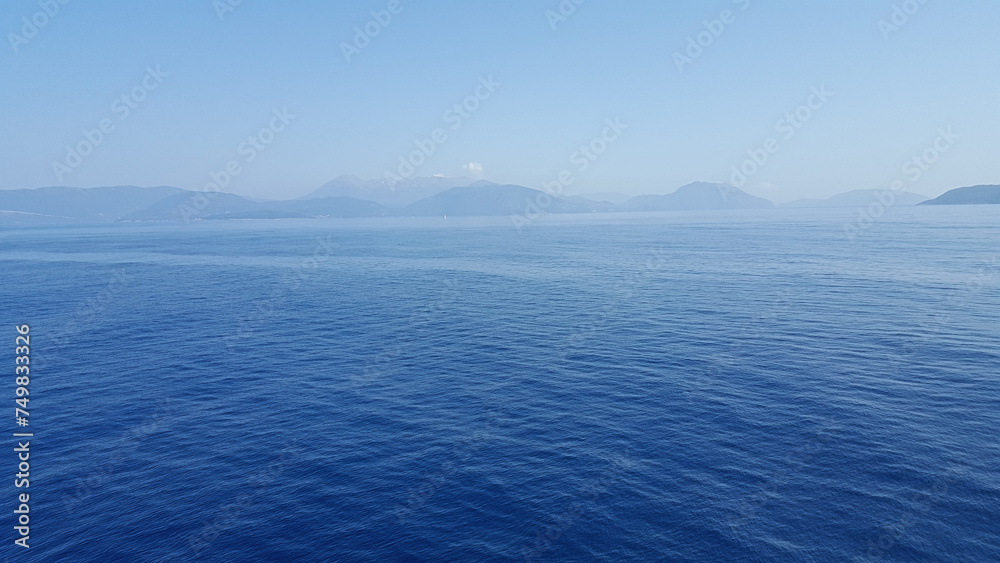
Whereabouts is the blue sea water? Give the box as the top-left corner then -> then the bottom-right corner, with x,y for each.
1,206 -> 999,562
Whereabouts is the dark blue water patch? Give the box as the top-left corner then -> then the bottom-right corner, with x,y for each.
1,208 -> 998,561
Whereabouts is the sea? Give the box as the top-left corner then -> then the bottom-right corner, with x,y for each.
1,206 -> 998,562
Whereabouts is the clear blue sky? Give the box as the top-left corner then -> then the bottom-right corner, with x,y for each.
1,0 -> 997,201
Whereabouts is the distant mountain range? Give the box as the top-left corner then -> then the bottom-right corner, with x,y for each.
301,175 -> 494,207
780,189 -> 929,208
0,179 -> 995,225
623,182 -> 773,211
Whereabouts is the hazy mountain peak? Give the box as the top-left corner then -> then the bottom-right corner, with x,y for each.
624,182 -> 773,211
674,181 -> 731,193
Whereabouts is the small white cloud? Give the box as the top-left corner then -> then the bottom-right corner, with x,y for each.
463,162 -> 484,178
433,173 -> 445,177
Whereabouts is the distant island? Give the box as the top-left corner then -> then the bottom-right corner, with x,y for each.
918,185 -> 1000,205
0,177 -> 995,225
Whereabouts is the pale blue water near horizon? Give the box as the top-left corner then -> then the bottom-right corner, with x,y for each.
1,206 -> 999,562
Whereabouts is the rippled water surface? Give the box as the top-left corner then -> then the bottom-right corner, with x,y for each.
1,207 -> 998,562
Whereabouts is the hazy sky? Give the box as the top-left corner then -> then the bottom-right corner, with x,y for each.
1,0 -> 997,202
